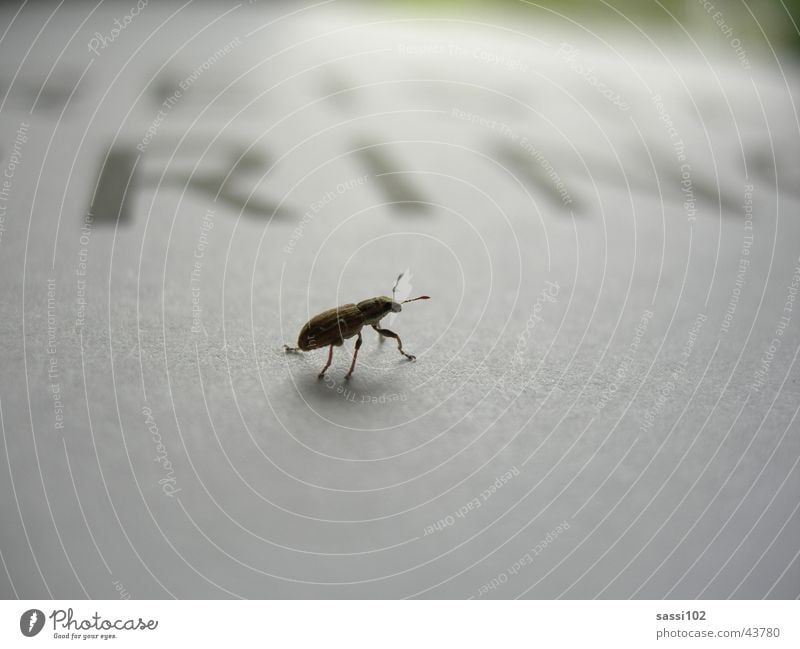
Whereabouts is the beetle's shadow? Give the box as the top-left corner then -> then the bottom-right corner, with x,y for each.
289,364 -> 413,410
295,372 -> 400,402
281,343 -> 416,408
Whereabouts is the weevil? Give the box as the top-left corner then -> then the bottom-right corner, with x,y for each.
284,273 -> 430,379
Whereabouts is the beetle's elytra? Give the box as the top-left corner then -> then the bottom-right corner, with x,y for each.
284,273 -> 430,379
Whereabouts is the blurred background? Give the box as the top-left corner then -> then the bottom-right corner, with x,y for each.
0,0 -> 798,599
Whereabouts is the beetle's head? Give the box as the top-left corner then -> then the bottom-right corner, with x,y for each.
373,296 -> 400,316
378,297 -> 404,315
391,272 -> 430,312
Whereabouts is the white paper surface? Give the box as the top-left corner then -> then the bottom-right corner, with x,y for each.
0,1 -> 798,599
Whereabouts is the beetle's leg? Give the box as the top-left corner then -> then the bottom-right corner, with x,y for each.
372,325 -> 416,361
345,332 -> 363,380
318,344 -> 334,378
284,345 -> 301,353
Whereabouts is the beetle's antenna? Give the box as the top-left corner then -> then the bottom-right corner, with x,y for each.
402,295 -> 430,304
392,272 -> 404,301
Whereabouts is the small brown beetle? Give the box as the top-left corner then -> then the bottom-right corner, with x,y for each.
284,273 -> 430,379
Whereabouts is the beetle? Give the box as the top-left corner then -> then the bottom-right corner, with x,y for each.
284,273 -> 430,379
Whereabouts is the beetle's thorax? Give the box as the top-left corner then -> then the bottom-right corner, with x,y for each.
356,296 -> 400,325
